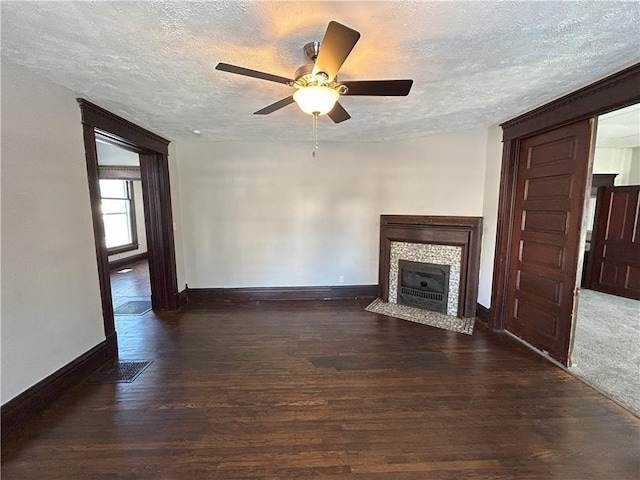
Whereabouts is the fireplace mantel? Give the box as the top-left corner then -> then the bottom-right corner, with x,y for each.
378,215 -> 482,318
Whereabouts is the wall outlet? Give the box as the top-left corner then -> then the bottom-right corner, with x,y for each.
339,275 -> 344,283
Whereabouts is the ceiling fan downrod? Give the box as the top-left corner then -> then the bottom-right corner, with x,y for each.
303,42 -> 321,63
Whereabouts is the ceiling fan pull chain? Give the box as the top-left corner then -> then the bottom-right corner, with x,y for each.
312,112 -> 319,157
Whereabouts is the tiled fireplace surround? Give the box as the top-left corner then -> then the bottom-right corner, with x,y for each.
389,242 -> 462,316
378,215 -> 482,318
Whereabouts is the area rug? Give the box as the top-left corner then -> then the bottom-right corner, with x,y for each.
114,300 -> 152,315
570,289 -> 640,416
87,360 -> 153,384
365,298 -> 474,335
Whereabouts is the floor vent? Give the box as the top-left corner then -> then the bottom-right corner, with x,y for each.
114,300 -> 152,315
87,360 -> 152,384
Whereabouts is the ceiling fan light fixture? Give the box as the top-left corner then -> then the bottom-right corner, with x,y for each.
293,86 -> 339,115
217,21 -> 412,126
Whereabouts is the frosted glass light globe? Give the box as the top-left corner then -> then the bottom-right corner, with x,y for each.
293,86 -> 339,115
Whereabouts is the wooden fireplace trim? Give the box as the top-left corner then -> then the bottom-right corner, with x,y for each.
378,215 -> 483,318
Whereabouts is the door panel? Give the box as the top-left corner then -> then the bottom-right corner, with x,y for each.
517,270 -> 561,304
589,186 -> 640,299
506,120 -> 593,364
524,211 -> 568,233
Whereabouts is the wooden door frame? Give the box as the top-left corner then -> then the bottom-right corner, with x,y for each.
489,64 -> 640,332
78,99 -> 179,355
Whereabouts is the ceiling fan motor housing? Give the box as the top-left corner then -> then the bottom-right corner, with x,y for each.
294,64 -> 337,89
294,64 -> 314,83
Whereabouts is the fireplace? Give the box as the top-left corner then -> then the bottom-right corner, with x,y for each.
378,215 -> 482,318
397,260 -> 450,314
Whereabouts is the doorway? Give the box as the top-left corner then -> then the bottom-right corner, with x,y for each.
490,63 -> 640,366
570,103 -> 640,415
95,136 -> 152,316
79,99 -> 179,358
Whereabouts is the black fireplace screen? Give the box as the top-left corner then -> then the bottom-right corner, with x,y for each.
397,260 -> 450,314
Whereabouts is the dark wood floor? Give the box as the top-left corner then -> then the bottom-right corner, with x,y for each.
110,259 -> 151,307
2,299 -> 639,478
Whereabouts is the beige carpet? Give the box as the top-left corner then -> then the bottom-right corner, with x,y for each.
571,289 -> 640,416
365,298 -> 474,335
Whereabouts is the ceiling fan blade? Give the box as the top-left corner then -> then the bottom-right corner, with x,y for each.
342,79 -> 413,96
327,102 -> 351,124
313,21 -> 361,81
254,96 -> 295,115
216,63 -> 293,85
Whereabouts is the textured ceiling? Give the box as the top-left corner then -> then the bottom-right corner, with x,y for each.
2,1 -> 639,142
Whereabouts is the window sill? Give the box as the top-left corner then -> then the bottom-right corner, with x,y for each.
107,243 -> 139,255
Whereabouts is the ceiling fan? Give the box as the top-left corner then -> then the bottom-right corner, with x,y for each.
215,21 -> 413,124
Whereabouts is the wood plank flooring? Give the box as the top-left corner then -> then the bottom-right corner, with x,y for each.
110,259 -> 151,307
2,299 -> 639,478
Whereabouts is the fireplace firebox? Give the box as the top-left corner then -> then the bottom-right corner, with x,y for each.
397,260 -> 450,314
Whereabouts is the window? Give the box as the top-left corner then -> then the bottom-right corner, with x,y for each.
99,179 -> 138,253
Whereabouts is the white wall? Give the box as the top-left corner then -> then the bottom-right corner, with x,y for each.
175,130 -> 490,289
478,125 -> 503,308
592,147 -> 638,185
96,141 -> 140,166
1,58 -> 105,404
630,148 -> 640,185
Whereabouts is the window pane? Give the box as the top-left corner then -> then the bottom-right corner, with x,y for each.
103,214 -> 132,248
99,179 -> 128,199
99,179 -> 135,250
102,199 -> 128,215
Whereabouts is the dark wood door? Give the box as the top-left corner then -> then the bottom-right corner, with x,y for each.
589,185 -> 640,299
506,120 -> 593,364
